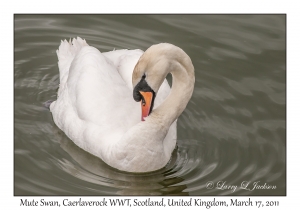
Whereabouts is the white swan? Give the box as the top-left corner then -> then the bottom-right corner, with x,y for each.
50,37 -> 194,173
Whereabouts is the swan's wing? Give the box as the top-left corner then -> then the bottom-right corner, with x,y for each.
50,38 -> 140,160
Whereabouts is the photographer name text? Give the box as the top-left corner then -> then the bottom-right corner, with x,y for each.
206,181 -> 276,193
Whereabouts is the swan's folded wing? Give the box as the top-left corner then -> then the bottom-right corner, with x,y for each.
51,42 -> 141,158
67,46 -> 140,129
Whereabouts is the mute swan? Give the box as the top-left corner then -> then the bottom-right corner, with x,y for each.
50,37 -> 194,173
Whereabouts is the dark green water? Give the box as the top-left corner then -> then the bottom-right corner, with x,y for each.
14,15 -> 286,195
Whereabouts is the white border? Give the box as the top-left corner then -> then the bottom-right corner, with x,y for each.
3,0 -> 298,209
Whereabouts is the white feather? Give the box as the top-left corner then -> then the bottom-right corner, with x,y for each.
50,37 -> 194,172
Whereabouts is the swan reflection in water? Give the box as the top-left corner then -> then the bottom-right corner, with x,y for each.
54,128 -> 188,196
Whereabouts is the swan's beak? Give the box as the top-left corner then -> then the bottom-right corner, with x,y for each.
139,91 -> 153,121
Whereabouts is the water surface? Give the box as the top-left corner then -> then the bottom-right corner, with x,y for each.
14,15 -> 286,195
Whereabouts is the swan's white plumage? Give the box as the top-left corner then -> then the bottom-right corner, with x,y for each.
50,37 -> 178,172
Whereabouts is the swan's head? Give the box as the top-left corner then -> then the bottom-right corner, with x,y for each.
132,72 -> 156,121
132,43 -> 178,121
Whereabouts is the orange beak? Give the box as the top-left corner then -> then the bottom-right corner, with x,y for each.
139,91 -> 153,121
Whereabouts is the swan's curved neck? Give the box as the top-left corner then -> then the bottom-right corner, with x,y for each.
150,57 -> 194,127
